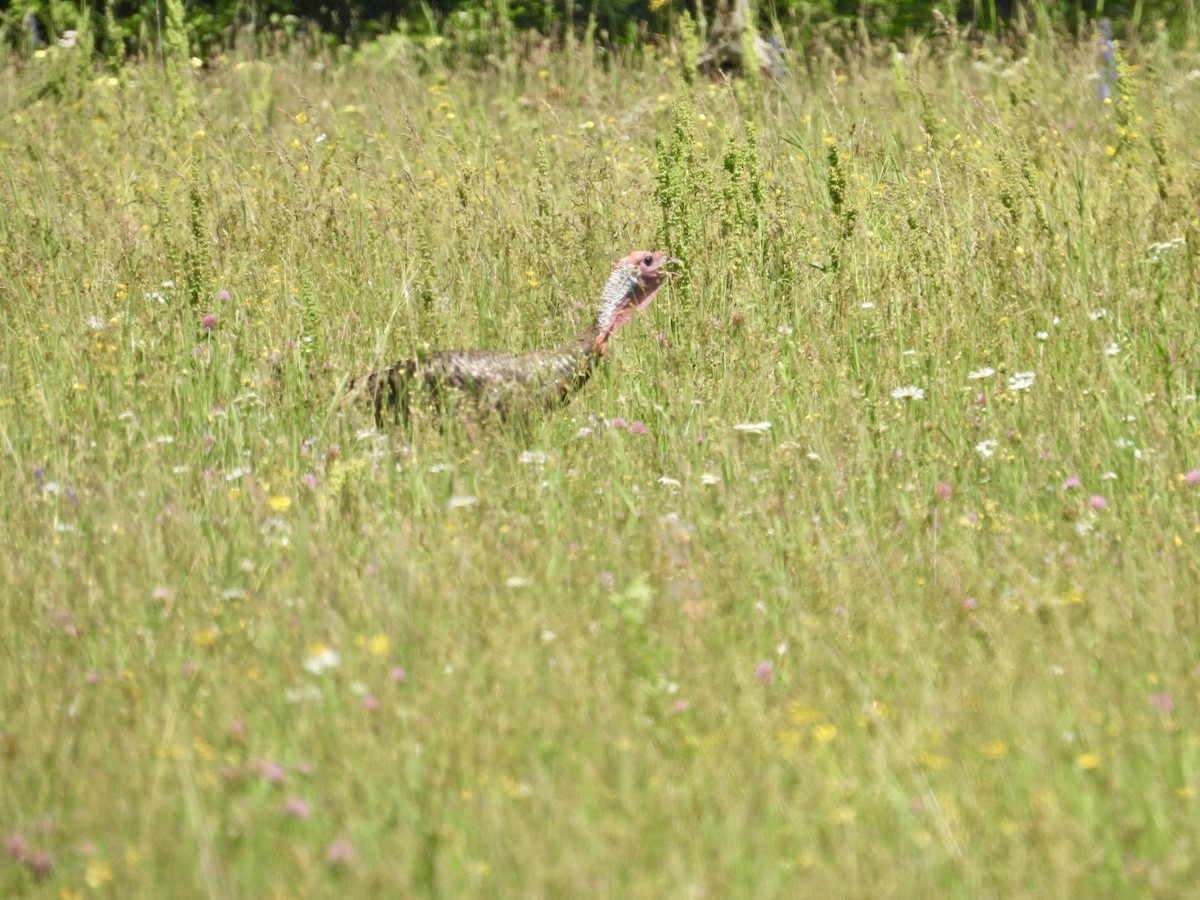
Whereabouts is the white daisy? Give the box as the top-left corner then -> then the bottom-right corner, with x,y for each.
967,367 -> 995,380
891,385 -> 925,400
1008,372 -> 1035,391
734,422 -> 772,434
976,439 -> 999,459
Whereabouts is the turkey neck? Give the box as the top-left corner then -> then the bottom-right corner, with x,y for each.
529,322 -> 606,405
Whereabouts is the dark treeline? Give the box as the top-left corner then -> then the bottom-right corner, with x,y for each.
6,0 -> 1196,57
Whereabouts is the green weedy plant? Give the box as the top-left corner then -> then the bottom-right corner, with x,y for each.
824,138 -> 856,275
677,10 -> 700,86
1149,95 -> 1172,205
185,170 -> 212,312
161,0 -> 194,120
720,123 -> 763,256
102,0 -> 123,75
654,93 -> 708,296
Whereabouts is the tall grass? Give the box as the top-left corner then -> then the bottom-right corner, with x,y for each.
2,22 -> 1199,896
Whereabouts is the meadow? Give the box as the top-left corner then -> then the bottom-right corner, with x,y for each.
2,16 -> 1199,897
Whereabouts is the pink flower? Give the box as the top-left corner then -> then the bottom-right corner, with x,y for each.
86,671 -> 100,684
152,586 -> 172,601
610,417 -> 627,429
754,660 -> 775,684
301,473 -> 318,490
1185,469 -> 1200,486
282,796 -> 312,819
671,699 -> 690,713
935,482 -> 952,501
1088,495 -> 1108,510
202,313 -> 217,331
259,761 -> 286,784
27,849 -> 52,880
1150,692 -> 1175,714
4,833 -> 26,860
362,694 -> 380,712
1062,476 -> 1082,490
629,421 -> 648,434
391,666 -> 407,684
327,837 -> 356,866
218,289 -> 231,302
963,597 -> 978,610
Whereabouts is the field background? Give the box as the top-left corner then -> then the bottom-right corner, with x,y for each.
2,7 -> 1200,897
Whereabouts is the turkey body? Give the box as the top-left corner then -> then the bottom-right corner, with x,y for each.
351,250 -> 679,427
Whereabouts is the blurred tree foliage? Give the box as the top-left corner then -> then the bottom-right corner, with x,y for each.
2,0 -> 1197,58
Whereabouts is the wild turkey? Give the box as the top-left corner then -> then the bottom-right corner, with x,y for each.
352,250 -> 679,426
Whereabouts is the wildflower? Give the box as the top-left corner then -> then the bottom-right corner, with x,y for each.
629,421 -> 649,434
5,834 -> 26,860
891,386 -> 925,400
610,416 -> 627,429
975,439 -> 999,459
1148,237 -> 1186,261
1186,470 -> 1200,485
935,482 -> 952,501
202,314 -> 217,331
982,739 -> 1009,759
27,849 -> 51,880
368,634 -> 390,656
860,301 -> 876,309
447,495 -> 478,509
754,661 -> 775,684
1008,372 -> 1035,391
327,838 -> 356,866
85,860 -> 114,889
963,597 -> 978,610
218,289 -> 231,302
1150,692 -> 1175,714
391,666 -> 407,684
58,30 -> 77,49
700,472 -> 721,485
86,670 -> 100,684
1076,752 -> 1101,771
519,451 -> 547,465
1089,308 -> 1108,321
812,724 -> 838,743
260,761 -> 286,783
1036,331 -> 1049,341
505,576 -> 528,588
282,797 -> 312,819
576,427 -> 593,438
362,694 -> 380,712
301,473 -> 318,489
268,495 -> 291,512
1062,476 -> 1082,490
734,421 -> 772,433
658,475 -> 681,488
1104,342 -> 1120,357
303,645 -> 341,675
1088,495 -> 1108,510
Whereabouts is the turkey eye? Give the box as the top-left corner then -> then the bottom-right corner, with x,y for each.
643,255 -> 653,266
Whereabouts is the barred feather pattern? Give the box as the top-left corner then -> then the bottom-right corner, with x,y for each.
351,251 -> 675,426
